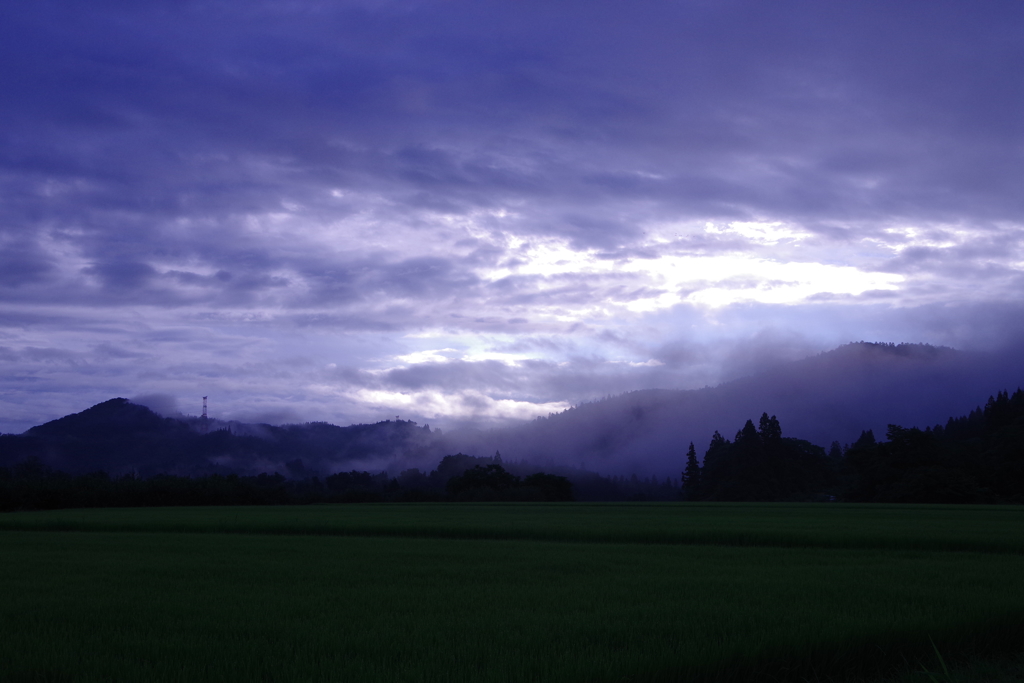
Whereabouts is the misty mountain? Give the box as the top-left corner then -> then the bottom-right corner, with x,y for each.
445,342 -> 1024,477
3,341 -> 1023,482
0,398 -> 442,477
6,387 -> 1023,509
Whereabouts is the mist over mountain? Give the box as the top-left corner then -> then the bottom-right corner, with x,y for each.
2,342 -> 1022,482
0,399 -> 442,478
445,342 -> 1024,477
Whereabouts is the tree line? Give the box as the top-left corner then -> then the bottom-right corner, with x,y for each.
0,453 -> 574,511
0,398 -> 673,504
681,389 -> 1024,503
5,389 -> 1022,509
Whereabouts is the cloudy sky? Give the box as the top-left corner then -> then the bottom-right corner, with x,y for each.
2,1 -> 1023,433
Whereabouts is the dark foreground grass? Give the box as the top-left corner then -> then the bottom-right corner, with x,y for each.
865,650 -> 1024,683
3,504 -> 1024,682
1,526 -> 1023,682
4,502 -> 1024,553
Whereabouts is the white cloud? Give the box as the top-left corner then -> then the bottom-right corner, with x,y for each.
474,230 -> 904,315
395,348 -> 460,364
704,220 -> 810,245
313,385 -> 571,423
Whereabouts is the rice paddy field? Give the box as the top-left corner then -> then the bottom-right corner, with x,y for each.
1,503 -> 1023,682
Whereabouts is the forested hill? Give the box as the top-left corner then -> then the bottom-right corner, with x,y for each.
3,341 -> 1023,486
679,389 -> 1024,503
447,342 -> 1024,477
840,389 -> 1024,503
0,399 -> 677,503
0,398 -> 443,477
3,387 -> 1024,506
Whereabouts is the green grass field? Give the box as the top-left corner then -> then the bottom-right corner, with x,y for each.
1,503 -> 1023,682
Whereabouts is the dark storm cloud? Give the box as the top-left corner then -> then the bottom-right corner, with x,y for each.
3,1 -> 1022,245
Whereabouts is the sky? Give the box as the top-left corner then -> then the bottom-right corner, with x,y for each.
2,0 -> 1024,434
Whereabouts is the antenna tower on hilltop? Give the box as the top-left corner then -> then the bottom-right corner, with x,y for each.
202,396 -> 208,419
200,396 -> 209,433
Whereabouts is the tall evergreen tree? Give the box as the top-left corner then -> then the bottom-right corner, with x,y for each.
758,413 -> 782,445
697,416 -> 834,502
682,441 -> 701,499
735,420 -> 759,444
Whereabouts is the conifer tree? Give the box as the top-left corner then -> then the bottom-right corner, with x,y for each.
758,413 -> 782,444
682,441 -> 701,499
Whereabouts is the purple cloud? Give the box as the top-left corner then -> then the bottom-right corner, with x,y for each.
1,0 -> 1023,434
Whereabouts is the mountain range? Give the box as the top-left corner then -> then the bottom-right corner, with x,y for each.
2,341 -> 1022,479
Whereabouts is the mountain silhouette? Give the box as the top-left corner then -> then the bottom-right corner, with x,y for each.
1,398 -> 441,477
445,342 -> 1024,476
3,341 -> 1023,480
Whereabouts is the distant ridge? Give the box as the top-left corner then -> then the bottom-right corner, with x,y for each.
1,399 -> 442,477
27,398 -> 183,439
445,341 -> 1024,476
3,341 -> 1023,479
